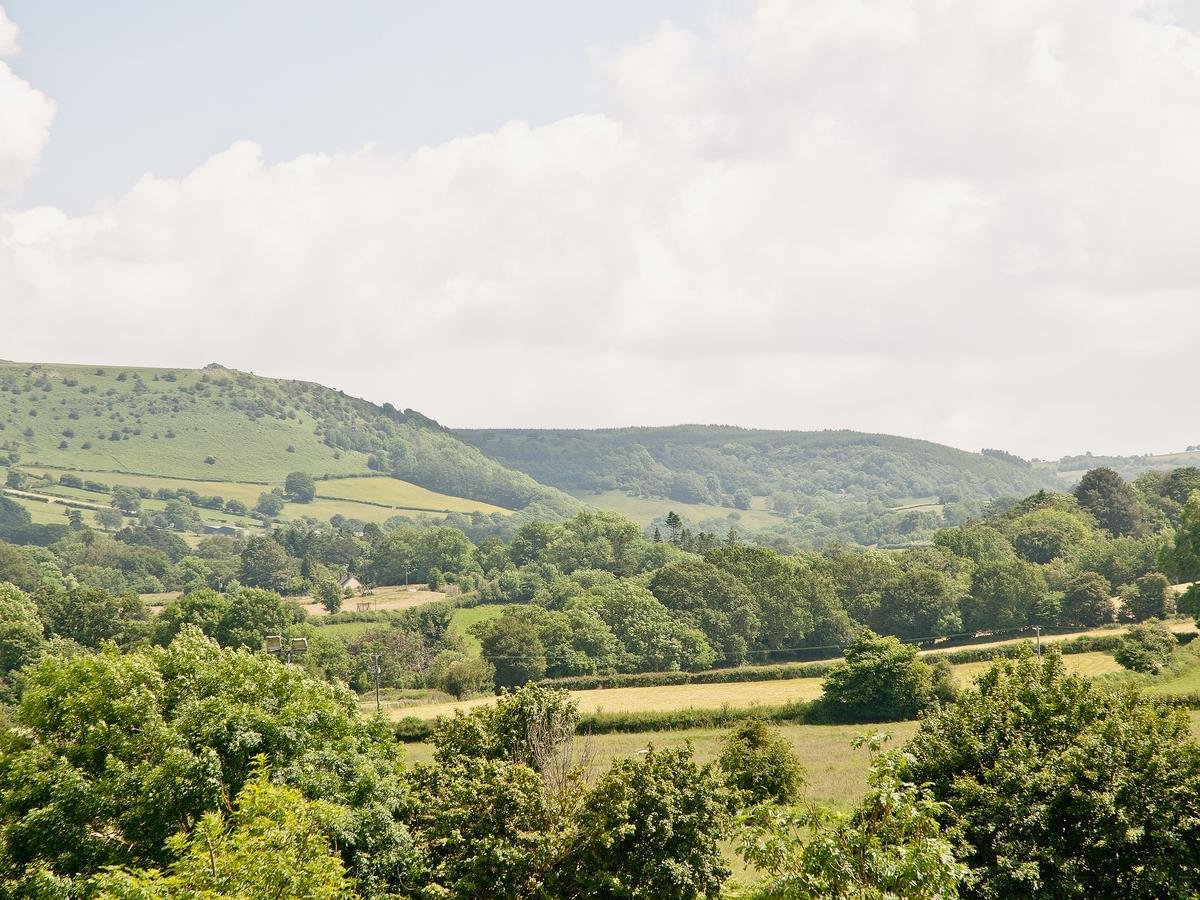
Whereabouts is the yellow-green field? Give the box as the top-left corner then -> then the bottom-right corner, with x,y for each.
314,476 -> 511,516
385,653 -> 1122,722
14,466 -> 510,530
300,584 -> 448,618
403,720 -> 922,811
570,490 -> 780,530
448,604 -> 513,655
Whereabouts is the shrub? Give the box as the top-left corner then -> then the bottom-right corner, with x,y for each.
1114,620 -> 1177,673
819,630 -> 932,723
717,720 -> 805,806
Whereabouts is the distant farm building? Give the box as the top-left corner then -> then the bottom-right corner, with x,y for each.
340,575 -> 364,592
204,524 -> 245,537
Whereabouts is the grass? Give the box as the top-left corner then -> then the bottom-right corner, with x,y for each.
314,476 -> 511,515
384,654 -> 1125,722
568,490 -> 780,530
0,361 -> 533,518
17,468 -> 508,528
402,719 -> 922,812
299,584 -> 448,618
0,362 -> 369,482
950,651 -> 1123,683
448,604 -> 512,655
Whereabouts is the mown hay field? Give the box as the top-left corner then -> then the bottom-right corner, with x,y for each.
386,652 -> 1124,722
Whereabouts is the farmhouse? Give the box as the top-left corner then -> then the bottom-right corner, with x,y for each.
340,575 -> 364,592
204,524 -> 245,537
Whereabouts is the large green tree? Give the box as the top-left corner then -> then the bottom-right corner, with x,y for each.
1074,466 -> 1145,537
284,471 -> 317,503
0,628 -> 411,894
0,583 -> 43,678
648,557 -> 761,664
902,652 -> 1200,896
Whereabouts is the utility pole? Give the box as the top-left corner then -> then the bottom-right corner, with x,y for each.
1034,625 -> 1042,659
372,653 -> 382,713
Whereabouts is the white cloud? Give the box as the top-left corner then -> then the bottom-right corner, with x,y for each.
3,0 -> 1200,457
0,5 -> 54,190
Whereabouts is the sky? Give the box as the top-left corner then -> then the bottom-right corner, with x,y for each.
1,1 -> 1199,460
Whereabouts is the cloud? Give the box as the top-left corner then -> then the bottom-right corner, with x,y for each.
0,5 -> 55,189
3,0 -> 1200,457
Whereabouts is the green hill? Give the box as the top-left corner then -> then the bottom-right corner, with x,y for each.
0,361 -> 575,531
456,426 -> 1061,546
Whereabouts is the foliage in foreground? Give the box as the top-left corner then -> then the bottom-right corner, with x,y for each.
734,735 -> 966,899
902,652 -> 1200,897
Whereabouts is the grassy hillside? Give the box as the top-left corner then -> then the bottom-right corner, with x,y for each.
457,425 -> 1060,545
0,360 -> 574,527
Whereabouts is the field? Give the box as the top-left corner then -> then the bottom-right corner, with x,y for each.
300,584 -> 447,618
0,361 -> 556,525
313,476 -> 511,515
0,362 -> 368,482
569,490 -> 780,530
10,467 -> 510,533
448,604 -> 512,654
382,651 -> 1124,721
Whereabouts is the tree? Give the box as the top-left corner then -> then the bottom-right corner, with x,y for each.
1163,467 -> 1200,506
648,558 -> 761,665
718,720 -> 805,807
430,684 -> 578,773
315,577 -> 344,614
1008,508 -> 1093,564
577,581 -> 715,673
0,542 -> 39,591
868,566 -> 962,640
820,630 -> 933,723
89,767 -> 357,899
1074,467 -> 1145,536
665,510 -> 683,544
284,471 -> 317,503
0,582 -> 43,676
1121,571 -> 1175,621
961,558 -> 1049,632
902,652 -> 1200,896
735,736 -> 967,899
255,489 -> 286,518
475,613 -> 547,688
407,757 -> 555,899
94,506 -> 125,530
215,586 -> 304,650
557,746 -> 730,899
0,628 -> 410,892
111,485 -> 141,513
153,587 -> 231,645
1060,571 -> 1114,626
1114,620 -> 1177,673
162,497 -> 201,532
239,535 -> 294,591
33,584 -> 146,648
1163,490 -> 1200,581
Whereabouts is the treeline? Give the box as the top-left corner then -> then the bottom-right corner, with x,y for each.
457,425 -> 1060,543
5,463 -> 1200,698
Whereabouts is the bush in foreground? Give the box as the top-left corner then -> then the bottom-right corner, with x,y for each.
902,651 -> 1200,896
